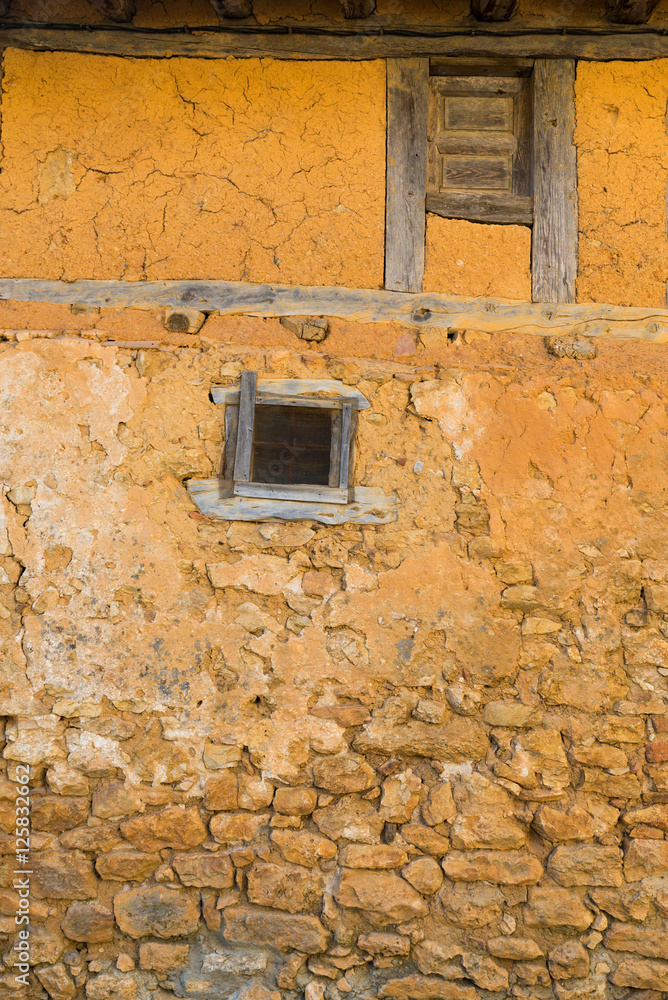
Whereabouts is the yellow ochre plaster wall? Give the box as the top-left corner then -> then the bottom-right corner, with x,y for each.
0,49 -> 386,287
423,217 -> 533,300
575,60 -> 668,309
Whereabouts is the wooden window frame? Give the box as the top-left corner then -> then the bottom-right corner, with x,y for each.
214,374 -> 368,505
385,56 -> 578,304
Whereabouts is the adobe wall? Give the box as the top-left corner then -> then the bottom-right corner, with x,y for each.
0,315 -> 666,998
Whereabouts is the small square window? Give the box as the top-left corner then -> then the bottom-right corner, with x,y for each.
188,374 -> 396,525
224,372 -> 358,504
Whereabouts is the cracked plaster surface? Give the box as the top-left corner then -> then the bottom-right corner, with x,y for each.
423,216 -> 532,300
576,59 -> 668,308
0,49 -> 386,286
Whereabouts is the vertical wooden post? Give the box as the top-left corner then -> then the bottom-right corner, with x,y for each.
385,58 -> 429,294
532,59 -> 578,303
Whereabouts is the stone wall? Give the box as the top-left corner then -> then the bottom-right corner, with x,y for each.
0,314 -> 667,998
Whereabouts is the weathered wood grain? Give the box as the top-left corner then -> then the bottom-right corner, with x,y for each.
606,0 -> 659,22
187,479 -> 397,524
2,278 -> 668,342
0,25 -> 667,61
426,191 -> 533,223
385,58 -> 429,294
211,380 -> 370,409
235,482 -> 349,504
472,0 -> 519,20
232,369 -> 256,483
531,60 -> 578,304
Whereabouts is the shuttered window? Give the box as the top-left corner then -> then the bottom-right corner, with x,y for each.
426,62 -> 533,225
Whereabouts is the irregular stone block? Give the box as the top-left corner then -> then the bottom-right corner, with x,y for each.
401,824 -> 450,857
312,752 -> 376,793
334,869 -> 428,925
439,883 -> 503,928
625,839 -> 668,880
413,940 -> 464,978
422,782 -> 456,826
524,886 -> 594,930
340,844 -> 408,869
487,937 -> 543,959
547,844 -> 623,886
271,829 -> 337,867
139,942 -> 190,973
33,852 -> 97,900
247,862 -> 324,914
611,959 -> 668,991
31,795 -> 89,833
532,805 -> 610,843
358,932 -> 411,956
313,795 -> 384,843
201,951 -> 267,974
273,787 -> 318,816
35,962 -> 76,1000
354,716 -> 488,761
237,774 -> 274,811
379,770 -> 421,823
483,700 -> 536,727
60,827 -> 125,853
61,902 -> 114,943
401,857 -> 443,895
85,972 -> 138,999
172,851 -> 234,889
589,884 -> 650,922
114,886 -> 200,939
378,977 -> 478,999
622,804 -> 668,831
548,939 -> 590,980
605,921 -> 668,958
223,906 -> 329,954
210,811 -> 270,844
450,807 -> 527,850
95,850 -> 161,882
442,850 -> 543,885
120,806 -> 207,852
463,952 -> 508,991
92,783 -> 144,820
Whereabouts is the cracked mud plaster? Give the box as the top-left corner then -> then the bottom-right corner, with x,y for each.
576,59 -> 668,309
0,49 -> 386,286
2,329 -> 668,997
423,216 -> 532,300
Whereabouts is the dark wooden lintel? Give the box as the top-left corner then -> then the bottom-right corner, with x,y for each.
0,25 -> 666,61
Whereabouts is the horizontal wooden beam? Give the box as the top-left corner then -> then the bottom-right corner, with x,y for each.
1,278 -> 668,343
0,25 -> 667,61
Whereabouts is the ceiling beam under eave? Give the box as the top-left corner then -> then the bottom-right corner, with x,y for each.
340,0 -> 376,18
471,0 -> 519,20
209,0 -> 254,16
88,0 -> 136,21
606,0 -> 659,21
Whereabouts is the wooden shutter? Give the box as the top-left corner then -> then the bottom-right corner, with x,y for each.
426,64 -> 533,225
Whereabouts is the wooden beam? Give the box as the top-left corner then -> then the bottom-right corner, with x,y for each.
2,278 -> 668,343
385,58 -> 429,294
209,0 -> 254,16
88,0 -> 136,21
471,0 -> 519,20
0,25 -> 667,61
340,0 -> 376,16
606,0 -> 659,22
531,59 -> 578,304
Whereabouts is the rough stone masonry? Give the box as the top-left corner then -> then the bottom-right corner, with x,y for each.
0,316 -> 666,1000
